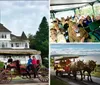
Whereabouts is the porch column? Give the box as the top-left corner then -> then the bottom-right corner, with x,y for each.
89,2 -> 95,16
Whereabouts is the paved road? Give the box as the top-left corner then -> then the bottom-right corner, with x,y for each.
0,77 -> 48,85
1,83 -> 48,85
10,78 -> 43,83
51,68 -> 100,85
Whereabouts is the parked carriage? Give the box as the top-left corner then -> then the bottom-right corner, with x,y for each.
0,60 -> 48,84
0,49 -> 49,84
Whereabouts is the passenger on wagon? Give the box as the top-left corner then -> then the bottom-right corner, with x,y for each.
68,22 -> 88,42
91,15 -> 96,22
50,28 -> 57,43
27,56 -> 32,72
32,56 -> 37,78
32,56 -> 37,66
52,20 -> 66,43
64,59 -> 71,72
85,15 -> 92,25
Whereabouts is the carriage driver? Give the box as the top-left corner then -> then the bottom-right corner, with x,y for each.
8,56 -> 13,64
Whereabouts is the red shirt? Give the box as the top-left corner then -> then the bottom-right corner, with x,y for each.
32,59 -> 37,65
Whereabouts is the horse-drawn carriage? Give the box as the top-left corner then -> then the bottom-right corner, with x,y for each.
0,60 -> 48,84
0,49 -> 49,84
53,55 -> 96,82
54,56 -> 78,77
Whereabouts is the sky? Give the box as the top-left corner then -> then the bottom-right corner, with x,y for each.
51,44 -> 100,64
0,0 -> 49,36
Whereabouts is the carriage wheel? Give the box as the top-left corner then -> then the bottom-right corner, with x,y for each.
0,70 -> 12,84
37,67 -> 49,82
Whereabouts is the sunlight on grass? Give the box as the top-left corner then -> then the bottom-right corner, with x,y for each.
92,72 -> 100,78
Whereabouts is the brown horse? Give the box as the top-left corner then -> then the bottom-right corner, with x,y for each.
70,61 -> 77,80
76,60 -> 84,81
83,60 -> 96,82
70,60 -> 84,80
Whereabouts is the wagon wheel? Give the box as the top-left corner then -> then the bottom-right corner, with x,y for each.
0,70 -> 12,84
37,67 -> 49,82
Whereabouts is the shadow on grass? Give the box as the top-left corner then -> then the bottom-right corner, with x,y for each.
50,75 -> 70,85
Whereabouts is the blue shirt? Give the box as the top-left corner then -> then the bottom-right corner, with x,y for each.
27,58 -> 32,65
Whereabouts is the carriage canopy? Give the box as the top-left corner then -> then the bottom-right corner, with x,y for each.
50,0 -> 99,12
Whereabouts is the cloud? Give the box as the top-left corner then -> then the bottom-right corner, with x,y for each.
0,1 -> 49,36
51,44 -> 100,64
51,44 -> 100,56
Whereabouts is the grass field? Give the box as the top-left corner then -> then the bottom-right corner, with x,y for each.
51,76 -> 70,85
91,65 -> 100,78
92,71 -> 100,78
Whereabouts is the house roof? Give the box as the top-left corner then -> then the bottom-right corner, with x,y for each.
11,33 -> 28,42
21,31 -> 28,40
0,23 -> 28,41
0,23 -> 11,32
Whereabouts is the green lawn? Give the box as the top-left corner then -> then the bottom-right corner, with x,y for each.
91,71 -> 100,78
51,76 -> 70,85
91,65 -> 100,78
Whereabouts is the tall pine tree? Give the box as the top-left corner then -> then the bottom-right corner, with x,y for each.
28,16 -> 49,67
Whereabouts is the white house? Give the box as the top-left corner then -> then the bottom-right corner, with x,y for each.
0,23 -> 42,64
0,23 -> 29,49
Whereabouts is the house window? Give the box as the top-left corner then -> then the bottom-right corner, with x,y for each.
2,43 -> 5,48
2,35 -> 4,38
6,43 -> 7,47
15,43 -> 19,47
25,43 -> 27,48
0,34 -> 6,38
5,35 -> 6,38
11,44 -> 13,47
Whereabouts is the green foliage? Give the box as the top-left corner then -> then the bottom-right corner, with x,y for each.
50,58 -> 54,66
28,16 -> 49,68
91,72 -> 100,78
76,5 -> 100,16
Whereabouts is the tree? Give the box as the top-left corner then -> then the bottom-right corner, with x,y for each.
28,16 -> 49,67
